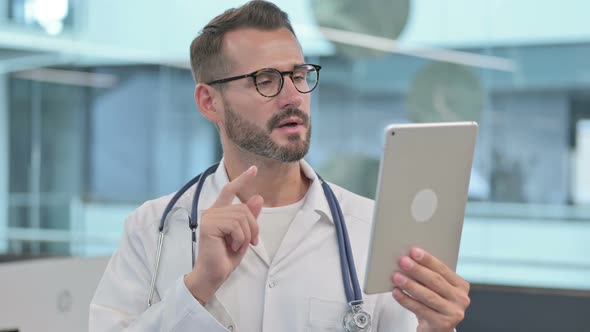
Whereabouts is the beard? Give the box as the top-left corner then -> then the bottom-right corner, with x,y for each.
222,100 -> 311,163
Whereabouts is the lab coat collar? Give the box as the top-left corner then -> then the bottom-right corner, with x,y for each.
191,157 -> 335,225
299,159 -> 336,224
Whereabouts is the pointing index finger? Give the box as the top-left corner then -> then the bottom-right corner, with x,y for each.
212,166 -> 257,207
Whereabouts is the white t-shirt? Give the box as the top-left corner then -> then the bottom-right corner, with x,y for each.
257,196 -> 306,262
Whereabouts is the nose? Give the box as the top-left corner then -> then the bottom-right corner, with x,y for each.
276,75 -> 304,110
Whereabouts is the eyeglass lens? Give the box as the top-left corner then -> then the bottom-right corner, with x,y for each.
254,65 -> 319,97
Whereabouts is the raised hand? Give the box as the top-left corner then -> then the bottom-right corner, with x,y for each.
184,166 -> 264,304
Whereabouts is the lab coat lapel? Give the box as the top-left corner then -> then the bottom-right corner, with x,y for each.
270,209 -> 322,266
270,165 -> 334,267
248,240 -> 271,266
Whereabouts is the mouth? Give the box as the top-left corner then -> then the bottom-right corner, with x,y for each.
276,117 -> 304,129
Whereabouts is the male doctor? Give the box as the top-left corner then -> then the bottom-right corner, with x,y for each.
89,1 -> 470,331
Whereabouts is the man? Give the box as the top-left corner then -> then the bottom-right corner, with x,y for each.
90,1 -> 470,331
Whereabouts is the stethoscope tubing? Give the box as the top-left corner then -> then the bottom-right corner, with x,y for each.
148,165 -> 364,310
319,178 -> 362,303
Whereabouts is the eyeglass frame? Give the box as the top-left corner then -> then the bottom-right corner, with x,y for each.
205,64 -> 322,98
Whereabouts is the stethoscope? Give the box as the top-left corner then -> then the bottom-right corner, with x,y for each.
147,163 -> 372,332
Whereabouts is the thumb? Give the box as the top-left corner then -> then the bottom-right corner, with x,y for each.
246,195 -> 264,219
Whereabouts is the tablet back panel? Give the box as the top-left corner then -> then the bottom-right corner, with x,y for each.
364,122 -> 477,294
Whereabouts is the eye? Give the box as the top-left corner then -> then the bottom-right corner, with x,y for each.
292,74 -> 305,82
255,71 -> 279,87
256,80 -> 273,87
292,71 -> 307,82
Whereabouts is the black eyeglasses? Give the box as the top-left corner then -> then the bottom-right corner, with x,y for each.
206,64 -> 322,98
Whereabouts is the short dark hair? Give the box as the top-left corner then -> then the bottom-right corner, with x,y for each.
189,0 -> 297,84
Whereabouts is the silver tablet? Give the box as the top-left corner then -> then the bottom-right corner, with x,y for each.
363,122 -> 478,294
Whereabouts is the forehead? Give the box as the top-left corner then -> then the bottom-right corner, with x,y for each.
222,27 -> 304,73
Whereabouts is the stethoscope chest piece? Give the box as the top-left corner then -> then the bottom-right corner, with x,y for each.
343,301 -> 371,332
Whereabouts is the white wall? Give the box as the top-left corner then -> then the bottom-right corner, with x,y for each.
3,0 -> 590,68
78,0 -> 590,58
80,0 -> 332,60
403,0 -> 590,47
0,0 -> 332,67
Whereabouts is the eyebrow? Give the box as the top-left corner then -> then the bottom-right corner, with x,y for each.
253,63 -> 307,72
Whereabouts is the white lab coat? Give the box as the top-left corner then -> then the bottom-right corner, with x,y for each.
90,159 -> 418,331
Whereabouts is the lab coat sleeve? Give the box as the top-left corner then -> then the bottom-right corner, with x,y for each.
89,212 -> 228,332
373,293 -> 419,331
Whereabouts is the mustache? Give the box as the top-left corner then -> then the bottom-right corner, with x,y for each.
266,109 -> 310,132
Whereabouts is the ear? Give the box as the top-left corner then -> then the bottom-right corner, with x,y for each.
195,83 -> 223,124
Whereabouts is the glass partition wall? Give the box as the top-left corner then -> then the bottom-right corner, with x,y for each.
1,0 -> 589,291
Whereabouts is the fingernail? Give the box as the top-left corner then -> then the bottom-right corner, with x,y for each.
412,248 -> 424,261
400,257 -> 414,270
232,240 -> 240,251
394,273 -> 407,286
247,165 -> 256,175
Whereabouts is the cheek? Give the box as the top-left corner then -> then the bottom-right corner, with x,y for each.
301,94 -> 312,111
240,107 -> 273,129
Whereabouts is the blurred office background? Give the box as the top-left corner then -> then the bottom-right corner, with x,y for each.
1,0 -> 589,331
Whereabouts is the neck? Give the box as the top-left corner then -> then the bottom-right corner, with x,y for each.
223,150 -> 310,208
